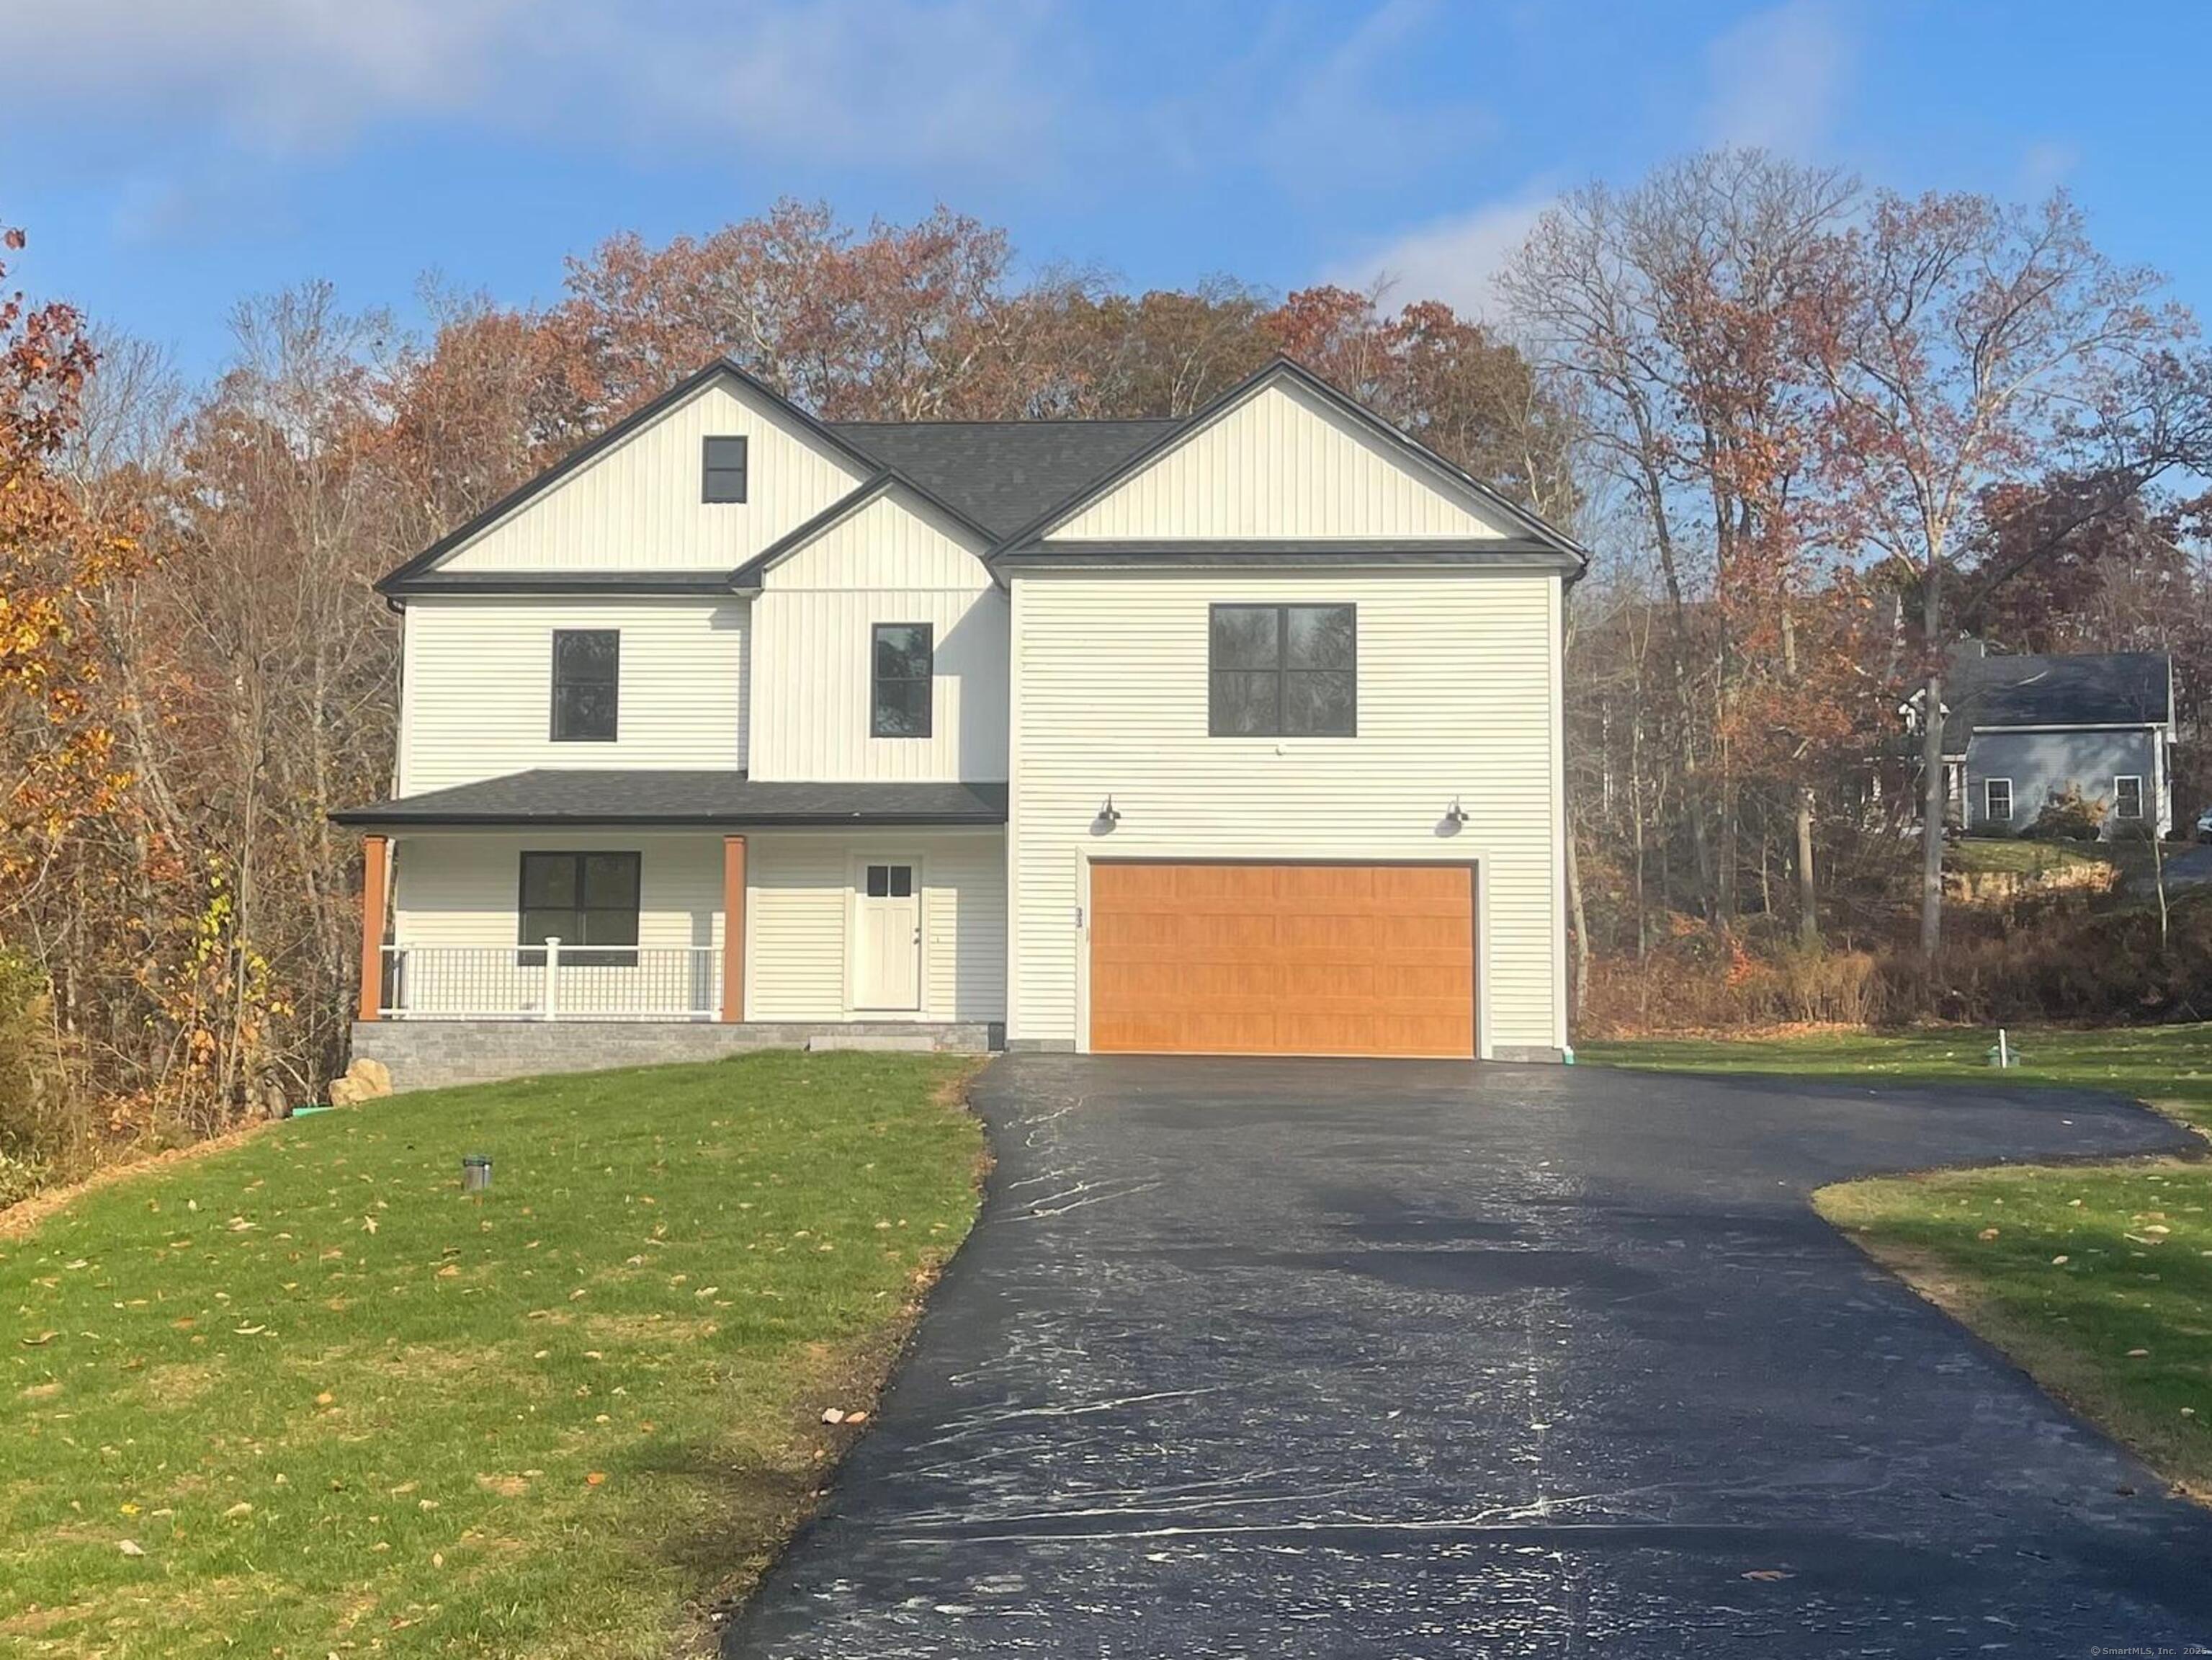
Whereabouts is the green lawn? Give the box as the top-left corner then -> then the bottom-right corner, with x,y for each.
1,1051 -> 985,1659
1581,1025 -> 2212,1133
1947,836 -> 2115,877
1585,1027 -> 2212,1497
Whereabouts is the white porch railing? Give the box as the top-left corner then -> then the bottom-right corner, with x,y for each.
377,940 -> 721,1021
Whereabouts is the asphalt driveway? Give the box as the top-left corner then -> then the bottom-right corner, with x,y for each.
722,1056 -> 2212,1658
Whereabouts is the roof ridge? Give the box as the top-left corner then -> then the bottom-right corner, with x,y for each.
828,416 -> 1183,428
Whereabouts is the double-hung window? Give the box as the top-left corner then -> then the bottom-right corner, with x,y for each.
519,852 -> 640,967
2115,775 -> 2144,820
702,436 -> 748,503
1984,777 -> 2013,825
551,629 -> 619,742
1209,604 -> 1356,736
872,623 -> 933,738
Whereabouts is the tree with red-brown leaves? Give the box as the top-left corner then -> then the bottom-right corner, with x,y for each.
1808,189 -> 2208,961
0,223 -> 141,927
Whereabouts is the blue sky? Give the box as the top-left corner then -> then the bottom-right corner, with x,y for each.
2,0 -> 2206,380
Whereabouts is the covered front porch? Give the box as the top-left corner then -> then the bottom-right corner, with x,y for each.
336,773 -> 1008,1073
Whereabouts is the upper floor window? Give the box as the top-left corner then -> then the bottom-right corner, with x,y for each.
1209,604 -> 1356,736
2115,775 -> 2144,819
872,623 -> 933,738
551,629 -> 619,742
702,436 -> 748,503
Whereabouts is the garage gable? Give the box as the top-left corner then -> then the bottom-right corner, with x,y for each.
1040,368 -> 1523,545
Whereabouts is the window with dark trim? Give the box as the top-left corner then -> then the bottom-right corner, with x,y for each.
550,629 -> 619,742
1984,777 -> 2013,824
518,852 -> 640,966
2115,775 -> 2144,819
1209,604 -> 1356,736
871,622 -> 933,738
702,436 -> 748,503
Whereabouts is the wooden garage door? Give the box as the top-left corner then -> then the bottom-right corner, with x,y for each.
1088,862 -> 1475,1058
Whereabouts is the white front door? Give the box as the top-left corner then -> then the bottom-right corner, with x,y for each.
854,861 -> 922,1011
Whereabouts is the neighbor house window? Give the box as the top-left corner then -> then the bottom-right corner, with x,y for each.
551,629 -> 619,741
1984,777 -> 2012,824
518,852 -> 639,967
2115,775 -> 2144,820
872,623 -> 933,738
702,436 -> 748,503
1209,604 -> 1356,736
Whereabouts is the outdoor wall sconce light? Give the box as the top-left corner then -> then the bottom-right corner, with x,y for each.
1444,797 -> 1469,826
1095,795 -> 1122,829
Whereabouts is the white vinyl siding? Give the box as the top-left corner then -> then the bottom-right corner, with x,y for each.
389,829 -> 1004,1023
440,380 -> 865,572
1007,568 -> 1564,1055
1045,380 -> 1512,543
399,597 -> 747,795
743,831 -> 1006,1022
747,491 -> 1008,782
395,832 -> 722,952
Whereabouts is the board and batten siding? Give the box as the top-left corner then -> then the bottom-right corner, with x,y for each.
1006,568 -> 1565,1057
1045,380 -> 1512,543
389,829 -> 1005,1022
440,380 -> 867,573
399,597 -> 747,795
746,491 -> 1008,782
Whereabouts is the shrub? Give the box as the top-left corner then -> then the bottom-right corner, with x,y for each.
0,952 -> 88,1204
2029,787 -> 2106,842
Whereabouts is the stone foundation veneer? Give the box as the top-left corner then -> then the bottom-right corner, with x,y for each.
351,1019 -> 1001,1093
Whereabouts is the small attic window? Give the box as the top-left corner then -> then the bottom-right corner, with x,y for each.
702,436 -> 748,503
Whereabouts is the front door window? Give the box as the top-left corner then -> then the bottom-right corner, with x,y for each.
854,862 -> 921,1011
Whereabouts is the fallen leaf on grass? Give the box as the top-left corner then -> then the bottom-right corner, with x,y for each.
1976,1228 -> 2000,1242
118,1539 -> 145,1557
585,1471 -> 606,1486
21,1331 -> 57,1347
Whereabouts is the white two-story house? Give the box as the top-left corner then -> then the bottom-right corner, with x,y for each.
336,357 -> 1585,1089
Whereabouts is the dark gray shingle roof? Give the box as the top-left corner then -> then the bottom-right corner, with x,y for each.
333,771 -> 1007,826
1948,651 -> 2172,733
827,420 -> 1178,537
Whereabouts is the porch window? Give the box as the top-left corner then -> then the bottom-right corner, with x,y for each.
551,630 -> 619,742
518,851 -> 640,966
2115,775 -> 2144,820
1984,777 -> 2012,824
872,623 -> 933,738
1209,604 -> 1356,736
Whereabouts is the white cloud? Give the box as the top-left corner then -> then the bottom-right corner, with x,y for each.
1701,0 -> 1853,154
0,0 -> 1069,174
1323,190 -> 1554,318
1257,0 -> 1492,196
2017,138 -> 2081,198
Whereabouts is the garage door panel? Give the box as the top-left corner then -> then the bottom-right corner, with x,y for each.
1088,861 -> 1475,1058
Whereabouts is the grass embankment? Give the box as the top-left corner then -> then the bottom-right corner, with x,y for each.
1585,1027 -> 2212,1496
1945,836 -> 2118,877
1,1051 -> 985,1658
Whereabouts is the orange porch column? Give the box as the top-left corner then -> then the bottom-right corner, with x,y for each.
720,834 -> 747,1023
357,834 -> 390,1022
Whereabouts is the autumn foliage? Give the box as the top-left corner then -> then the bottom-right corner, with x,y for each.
0,162 -> 2207,1190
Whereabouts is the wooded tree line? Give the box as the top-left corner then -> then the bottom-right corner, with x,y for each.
2,151 -> 2209,1182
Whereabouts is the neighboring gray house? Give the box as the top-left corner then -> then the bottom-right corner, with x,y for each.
1928,646 -> 2175,837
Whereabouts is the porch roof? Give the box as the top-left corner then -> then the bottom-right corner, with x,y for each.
333,770 -> 1008,828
